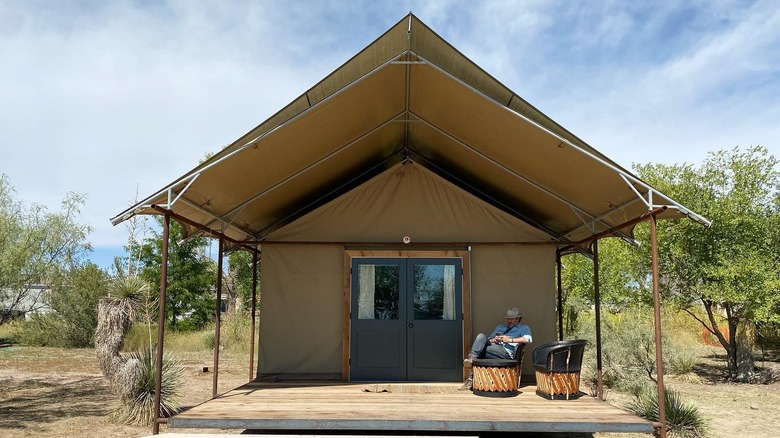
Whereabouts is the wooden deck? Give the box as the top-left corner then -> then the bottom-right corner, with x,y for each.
168,381 -> 655,435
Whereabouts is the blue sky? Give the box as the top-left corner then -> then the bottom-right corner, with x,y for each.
1,0 -> 778,270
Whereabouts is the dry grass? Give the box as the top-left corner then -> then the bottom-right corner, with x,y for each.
0,346 -> 249,437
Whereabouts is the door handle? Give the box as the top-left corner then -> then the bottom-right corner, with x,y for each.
407,324 -> 414,328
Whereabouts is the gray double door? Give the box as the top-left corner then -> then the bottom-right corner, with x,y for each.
350,257 -> 463,382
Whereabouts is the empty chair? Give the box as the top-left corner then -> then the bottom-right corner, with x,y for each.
532,339 -> 587,400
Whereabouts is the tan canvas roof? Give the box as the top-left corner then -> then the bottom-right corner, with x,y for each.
111,14 -> 708,250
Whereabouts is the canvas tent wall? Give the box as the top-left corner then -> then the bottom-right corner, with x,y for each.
257,162 -> 556,379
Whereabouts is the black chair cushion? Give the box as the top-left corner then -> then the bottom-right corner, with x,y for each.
472,358 -> 516,367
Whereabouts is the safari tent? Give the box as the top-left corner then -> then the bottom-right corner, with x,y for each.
112,13 -> 707,437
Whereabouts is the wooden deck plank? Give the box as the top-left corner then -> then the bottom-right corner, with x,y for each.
169,382 -> 655,434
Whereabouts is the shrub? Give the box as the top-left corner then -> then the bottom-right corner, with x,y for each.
199,312 -> 252,353
15,313 -> 66,347
202,330 -> 215,350
0,320 -> 19,345
48,263 -> 108,347
628,384 -> 708,438
113,347 -> 184,426
669,350 -> 699,379
122,323 -> 156,352
15,263 -> 108,348
574,307 -> 710,391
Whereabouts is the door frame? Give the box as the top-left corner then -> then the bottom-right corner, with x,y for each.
343,250 -> 471,381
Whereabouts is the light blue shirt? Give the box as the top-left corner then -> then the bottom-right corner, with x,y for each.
490,323 -> 532,358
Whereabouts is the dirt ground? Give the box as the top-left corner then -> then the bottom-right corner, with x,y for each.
1,346 -> 778,438
0,347 -> 247,437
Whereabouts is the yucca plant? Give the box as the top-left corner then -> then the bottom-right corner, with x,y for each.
113,347 -> 184,426
96,276 -> 148,389
96,275 -> 185,426
628,385 -> 708,437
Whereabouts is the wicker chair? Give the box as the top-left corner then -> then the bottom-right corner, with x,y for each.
532,339 -> 587,400
471,343 -> 526,397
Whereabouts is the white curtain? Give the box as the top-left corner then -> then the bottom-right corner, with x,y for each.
443,264 -> 455,320
358,264 -> 375,319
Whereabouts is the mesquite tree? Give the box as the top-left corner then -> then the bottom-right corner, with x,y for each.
0,174 -> 91,325
636,146 -> 780,381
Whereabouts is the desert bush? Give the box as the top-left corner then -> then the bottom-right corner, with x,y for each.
15,263 -> 108,348
15,313 -> 66,347
202,330 -> 215,350
0,320 -> 19,344
574,309 -> 659,391
199,311 -> 252,352
221,311 -> 252,352
628,384 -> 707,438
113,347 -> 184,426
122,323 -> 156,351
573,307 -> 707,391
669,350 -> 698,375
48,263 -> 108,347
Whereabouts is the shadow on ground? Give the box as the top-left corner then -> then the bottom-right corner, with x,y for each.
0,377 -> 113,431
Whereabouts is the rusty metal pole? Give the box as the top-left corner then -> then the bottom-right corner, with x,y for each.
249,249 -> 259,381
556,250 -> 564,341
152,213 -> 170,435
593,240 -> 604,401
650,214 -> 668,438
212,238 -> 224,398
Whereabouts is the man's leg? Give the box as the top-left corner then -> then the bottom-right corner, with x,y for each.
464,333 -> 489,367
460,333 -> 492,390
485,344 -> 512,359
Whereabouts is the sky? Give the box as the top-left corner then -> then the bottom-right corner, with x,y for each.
1,0 -> 778,270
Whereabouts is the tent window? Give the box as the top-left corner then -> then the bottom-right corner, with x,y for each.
357,264 -> 399,320
413,264 -> 456,321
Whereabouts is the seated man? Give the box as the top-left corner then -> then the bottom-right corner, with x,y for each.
460,307 -> 532,390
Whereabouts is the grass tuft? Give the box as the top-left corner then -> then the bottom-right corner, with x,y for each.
628,384 -> 708,438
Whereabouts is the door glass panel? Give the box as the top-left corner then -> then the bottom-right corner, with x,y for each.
413,264 -> 456,320
357,264 -> 400,320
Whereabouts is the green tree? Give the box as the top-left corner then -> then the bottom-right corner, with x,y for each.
46,262 -> 109,347
137,218 -> 216,330
226,250 -> 258,313
636,146 -> 780,381
561,238 -> 649,337
0,174 -> 92,325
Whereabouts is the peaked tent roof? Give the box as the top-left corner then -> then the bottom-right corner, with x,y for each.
111,14 -> 708,250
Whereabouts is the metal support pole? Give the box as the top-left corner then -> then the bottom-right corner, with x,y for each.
213,238 -> 224,398
249,249 -> 259,381
556,250 -> 564,341
593,240 -> 604,401
152,214 -> 170,435
650,215 -> 668,438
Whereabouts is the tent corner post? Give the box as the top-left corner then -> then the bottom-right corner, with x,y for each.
556,250 -> 563,341
592,240 -> 604,401
249,248 -> 259,381
213,238 -> 225,398
650,214 -> 668,438
152,213 -> 170,435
